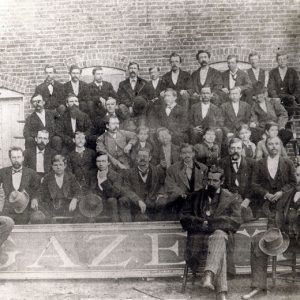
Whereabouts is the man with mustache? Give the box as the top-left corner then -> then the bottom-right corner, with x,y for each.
162,53 -> 193,112
63,65 -> 90,113
23,93 -> 62,151
119,149 -> 167,221
0,147 -> 43,224
180,165 -> 242,300
56,93 -> 93,151
242,136 -> 296,299
117,62 -> 147,114
220,138 -> 256,219
164,143 -> 207,220
190,50 -> 223,106
23,130 -> 57,177
35,65 -> 65,114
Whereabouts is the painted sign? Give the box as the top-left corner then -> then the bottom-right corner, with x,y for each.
0,220 -> 267,279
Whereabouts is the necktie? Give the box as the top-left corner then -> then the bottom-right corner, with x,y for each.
231,73 -> 237,81
166,106 -> 172,116
12,168 -> 22,175
232,161 -> 238,173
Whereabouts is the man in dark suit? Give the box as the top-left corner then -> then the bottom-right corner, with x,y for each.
250,89 -> 292,145
221,55 -> 252,103
219,138 -> 256,217
87,66 -> 118,119
56,93 -> 93,151
190,50 -> 223,106
165,143 -> 208,220
220,87 -> 252,137
0,147 -> 42,224
181,165 -> 242,300
34,65 -> 65,114
162,53 -> 193,112
189,87 -> 223,144
246,52 -> 269,101
24,130 -> 57,177
63,65 -> 90,113
23,93 -> 62,151
39,154 -> 81,222
117,62 -> 147,113
268,52 -> 300,117
242,136 -> 296,299
119,149 -> 168,221
150,88 -> 188,145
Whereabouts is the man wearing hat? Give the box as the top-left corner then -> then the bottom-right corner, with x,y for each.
190,50 -> 223,107
250,88 -> 292,146
88,152 -> 132,222
180,165 -> 242,300
0,147 -> 43,224
242,136 -> 296,299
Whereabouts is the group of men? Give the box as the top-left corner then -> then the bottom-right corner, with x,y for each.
0,50 -> 299,299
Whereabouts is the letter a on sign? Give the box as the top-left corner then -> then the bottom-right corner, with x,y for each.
28,236 -> 79,268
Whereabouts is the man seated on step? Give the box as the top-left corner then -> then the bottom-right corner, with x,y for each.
96,116 -> 137,170
180,165 -> 242,300
24,129 -> 57,178
23,93 -> 62,152
0,147 -> 45,224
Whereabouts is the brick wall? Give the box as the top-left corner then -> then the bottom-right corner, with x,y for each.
0,0 -> 299,115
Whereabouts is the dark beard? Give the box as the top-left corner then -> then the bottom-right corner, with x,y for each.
206,185 -> 217,198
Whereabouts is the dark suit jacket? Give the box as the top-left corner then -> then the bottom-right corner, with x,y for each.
252,157 -> 296,199
63,80 -> 90,103
268,67 -> 300,102
117,77 -> 147,107
23,109 -> 58,140
190,67 -> 223,94
0,166 -> 40,201
68,148 -> 97,187
221,69 -> 252,92
180,188 -> 242,274
220,156 -> 255,199
246,68 -> 267,91
23,146 -> 57,175
220,101 -> 251,134
165,160 -> 208,200
35,80 -> 65,110
152,143 -> 180,167
189,102 -> 223,129
124,165 -> 165,206
88,81 -> 118,103
162,69 -> 192,92
56,110 -> 93,144
141,78 -> 167,101
250,98 -> 288,129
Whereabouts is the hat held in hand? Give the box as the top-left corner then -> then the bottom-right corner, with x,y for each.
259,228 -> 290,256
9,190 -> 30,214
79,194 -> 103,218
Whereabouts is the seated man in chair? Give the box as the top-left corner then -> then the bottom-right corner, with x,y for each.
180,165 -> 242,300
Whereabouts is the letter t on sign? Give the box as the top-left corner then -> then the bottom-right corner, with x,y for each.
145,233 -> 185,266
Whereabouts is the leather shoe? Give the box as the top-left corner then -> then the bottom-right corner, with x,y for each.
216,292 -> 227,300
202,270 -> 215,291
241,288 -> 265,299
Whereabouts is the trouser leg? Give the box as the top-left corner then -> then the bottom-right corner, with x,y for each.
106,197 -> 119,222
118,197 -> 132,222
204,229 -> 228,293
250,232 -> 268,290
0,216 -> 14,247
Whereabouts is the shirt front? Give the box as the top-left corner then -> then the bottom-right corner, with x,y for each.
267,155 -> 279,179
232,101 -> 239,116
229,71 -> 238,89
71,80 -> 79,96
36,147 -> 45,173
259,101 -> 268,113
201,102 -> 210,119
97,169 -> 108,190
36,110 -> 46,127
252,67 -> 260,81
162,144 -> 172,168
138,167 -> 149,183
12,168 -> 22,191
130,78 -> 137,90
55,174 -> 64,189
48,83 -> 54,95
199,67 -> 209,85
165,103 -> 176,116
231,157 -> 241,186
279,67 -> 288,82
71,118 -> 76,133
152,78 -> 159,90
171,71 -> 179,85
95,81 -> 102,89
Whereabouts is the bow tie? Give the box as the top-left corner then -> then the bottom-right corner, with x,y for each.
12,168 -> 22,174
46,80 -> 54,86
230,73 -> 237,81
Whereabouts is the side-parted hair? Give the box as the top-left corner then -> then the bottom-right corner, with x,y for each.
9,146 -> 24,158
92,66 -> 103,75
169,52 -> 182,63
148,66 -> 160,72
44,65 -> 56,73
96,151 -> 110,162
208,165 -> 225,181
248,51 -> 261,60
196,50 -> 211,60
227,54 -> 238,62
179,143 -> 194,153
66,93 -> 78,102
74,131 -> 86,138
238,124 -> 251,133
31,93 -> 44,102
164,88 -> 177,98
69,65 -> 82,74
265,121 -> 279,132
36,129 -> 50,137
276,51 -> 288,60
51,154 -> 67,165
128,62 -> 140,70
228,137 -> 242,148
157,127 -> 170,136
